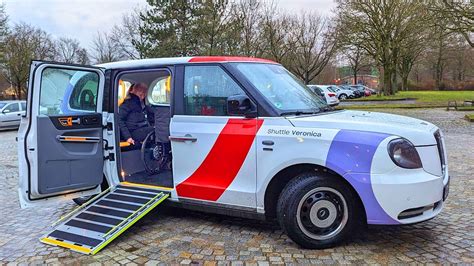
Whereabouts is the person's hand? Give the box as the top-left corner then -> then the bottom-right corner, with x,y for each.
127,138 -> 135,145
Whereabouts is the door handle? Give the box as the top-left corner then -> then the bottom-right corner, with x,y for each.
57,136 -> 101,143
169,134 -> 197,143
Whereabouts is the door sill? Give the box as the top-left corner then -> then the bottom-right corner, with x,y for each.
121,181 -> 173,191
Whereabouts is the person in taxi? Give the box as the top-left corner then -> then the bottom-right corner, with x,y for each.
119,83 -> 155,146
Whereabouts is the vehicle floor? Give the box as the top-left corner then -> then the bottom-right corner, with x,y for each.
123,169 -> 173,188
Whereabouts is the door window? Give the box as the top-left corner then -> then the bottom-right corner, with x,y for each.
184,65 -> 247,116
4,103 -> 19,112
39,68 -> 99,115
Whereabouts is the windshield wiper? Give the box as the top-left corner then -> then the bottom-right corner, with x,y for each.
280,109 -> 321,116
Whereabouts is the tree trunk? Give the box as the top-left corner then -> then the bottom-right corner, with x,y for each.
382,65 -> 393,95
391,69 -> 398,94
401,75 -> 409,91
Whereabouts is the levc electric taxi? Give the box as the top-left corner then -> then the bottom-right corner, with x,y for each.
18,56 -> 449,254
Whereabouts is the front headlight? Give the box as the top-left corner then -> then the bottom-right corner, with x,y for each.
387,138 -> 422,169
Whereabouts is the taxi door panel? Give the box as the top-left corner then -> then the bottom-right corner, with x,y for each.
18,61 -> 105,208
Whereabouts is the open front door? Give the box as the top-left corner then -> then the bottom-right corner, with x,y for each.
18,61 -> 106,208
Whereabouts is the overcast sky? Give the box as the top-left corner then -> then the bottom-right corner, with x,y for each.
2,0 -> 336,49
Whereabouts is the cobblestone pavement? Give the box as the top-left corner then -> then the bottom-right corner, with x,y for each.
0,108 -> 472,264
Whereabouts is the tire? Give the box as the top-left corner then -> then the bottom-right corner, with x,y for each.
277,172 -> 359,249
338,94 -> 347,100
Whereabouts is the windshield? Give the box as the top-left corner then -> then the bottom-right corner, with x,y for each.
232,63 -> 328,113
0,103 -> 6,109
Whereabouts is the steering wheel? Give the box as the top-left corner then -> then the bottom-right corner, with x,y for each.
141,131 -> 168,175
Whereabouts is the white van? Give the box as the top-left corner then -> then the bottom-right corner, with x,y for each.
17,57 -> 449,254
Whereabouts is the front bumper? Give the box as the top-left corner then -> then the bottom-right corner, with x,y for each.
367,168 -> 449,225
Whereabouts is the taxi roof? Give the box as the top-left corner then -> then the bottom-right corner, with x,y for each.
97,56 -> 277,69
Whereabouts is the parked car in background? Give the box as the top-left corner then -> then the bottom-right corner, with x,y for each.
309,84 -> 325,100
333,85 -> 355,100
0,100 -> 26,129
350,85 -> 373,97
320,85 -> 354,100
367,87 -> 378,95
308,85 -> 340,106
340,85 -> 364,98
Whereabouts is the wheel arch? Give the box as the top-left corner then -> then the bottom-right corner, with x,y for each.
263,163 -> 366,223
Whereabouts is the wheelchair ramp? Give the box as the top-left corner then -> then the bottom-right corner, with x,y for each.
40,183 -> 169,255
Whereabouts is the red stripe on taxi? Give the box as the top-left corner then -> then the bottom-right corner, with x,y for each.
188,56 -> 276,63
176,118 -> 264,201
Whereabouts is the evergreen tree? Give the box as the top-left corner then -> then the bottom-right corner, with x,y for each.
139,0 -> 203,57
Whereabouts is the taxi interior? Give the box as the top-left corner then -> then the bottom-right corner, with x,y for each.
116,70 -> 173,188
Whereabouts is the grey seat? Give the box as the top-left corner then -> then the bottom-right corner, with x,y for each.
154,106 -> 171,143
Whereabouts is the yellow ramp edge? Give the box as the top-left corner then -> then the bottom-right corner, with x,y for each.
41,237 -> 92,254
120,181 -> 173,191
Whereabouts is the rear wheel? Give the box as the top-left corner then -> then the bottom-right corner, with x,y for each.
141,131 -> 167,175
277,172 -> 358,249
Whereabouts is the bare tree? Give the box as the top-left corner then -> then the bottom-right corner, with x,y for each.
110,9 -> 145,59
1,23 -> 56,99
56,37 -> 89,64
287,12 -> 337,84
337,0 -> 430,94
343,45 -> 371,85
91,32 -> 123,64
260,3 -> 295,63
431,0 -> 474,47
233,0 -> 265,57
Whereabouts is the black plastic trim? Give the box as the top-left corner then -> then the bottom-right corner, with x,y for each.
65,219 -> 112,233
76,212 -> 122,226
49,230 -> 102,247
87,206 -> 131,218
96,199 -> 140,211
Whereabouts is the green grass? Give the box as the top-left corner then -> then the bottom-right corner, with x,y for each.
348,91 -> 474,103
466,114 -> 474,122
343,91 -> 474,109
457,106 -> 474,111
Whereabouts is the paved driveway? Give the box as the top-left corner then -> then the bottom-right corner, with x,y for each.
0,109 -> 472,264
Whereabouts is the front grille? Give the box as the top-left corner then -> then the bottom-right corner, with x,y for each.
434,130 -> 446,176
398,201 -> 441,220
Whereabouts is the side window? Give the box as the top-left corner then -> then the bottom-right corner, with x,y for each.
184,65 -> 247,116
148,76 -> 171,106
39,68 -> 99,115
5,103 -> 20,112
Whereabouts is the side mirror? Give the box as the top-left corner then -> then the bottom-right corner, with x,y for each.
2,109 -> 10,114
227,95 -> 257,118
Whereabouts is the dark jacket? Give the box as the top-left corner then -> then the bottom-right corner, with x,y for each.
119,94 -> 154,140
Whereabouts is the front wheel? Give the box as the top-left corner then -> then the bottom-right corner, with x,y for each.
277,172 -> 359,249
339,94 -> 347,100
